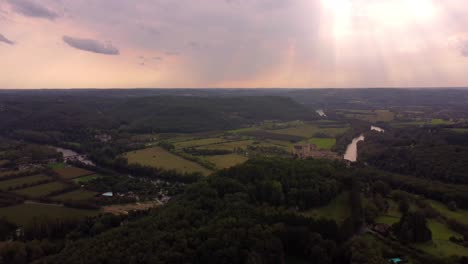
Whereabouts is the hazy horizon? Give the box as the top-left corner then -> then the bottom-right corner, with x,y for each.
2,0 -> 468,89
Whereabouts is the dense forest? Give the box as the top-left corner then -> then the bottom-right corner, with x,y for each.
0,95 -> 313,134
359,127 -> 468,184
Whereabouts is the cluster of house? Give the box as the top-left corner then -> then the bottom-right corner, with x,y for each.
292,144 -> 340,160
94,134 -> 112,143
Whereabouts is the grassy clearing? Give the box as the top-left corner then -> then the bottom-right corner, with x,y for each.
426,199 -> 468,225
53,166 -> 94,179
125,146 -> 212,175
430,119 -> 454,125
14,181 -> 69,198
375,199 -> 402,225
0,174 -> 51,191
272,124 -> 348,138
413,220 -> 468,257
52,189 -> 98,201
449,128 -> 468,134
307,138 -> 336,150
0,203 -> 99,226
204,154 -> 248,169
73,174 -> 101,184
174,137 -> 228,149
303,192 -> 350,223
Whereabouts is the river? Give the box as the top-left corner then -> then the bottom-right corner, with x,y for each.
343,126 -> 384,162
316,109 -> 327,117
343,135 -> 365,162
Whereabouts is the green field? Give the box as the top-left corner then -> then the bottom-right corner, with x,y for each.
393,119 -> 454,127
430,119 -> 454,125
73,174 -> 101,184
201,140 -> 256,151
307,138 -> 336,150
174,137 -> 228,149
125,146 -> 212,175
272,124 -> 348,138
338,109 -> 395,122
426,199 -> 468,225
52,189 -> 98,201
204,154 -> 248,169
53,166 -> 94,179
0,174 -> 51,191
0,203 -> 99,226
48,162 -> 66,169
303,192 -> 350,222
14,181 -> 69,198
450,128 -> 468,134
375,199 -> 402,225
413,220 -> 468,257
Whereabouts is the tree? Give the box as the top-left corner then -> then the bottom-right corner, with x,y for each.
393,212 -> 432,243
448,201 -> 458,211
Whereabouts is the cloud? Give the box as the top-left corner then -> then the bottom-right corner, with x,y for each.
461,42 -> 468,57
63,36 -> 119,55
165,51 -> 180,56
0,33 -> 14,45
8,0 -> 58,20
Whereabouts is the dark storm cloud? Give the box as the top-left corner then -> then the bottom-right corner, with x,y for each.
0,33 -> 14,45
8,0 -> 58,20
63,36 -> 119,55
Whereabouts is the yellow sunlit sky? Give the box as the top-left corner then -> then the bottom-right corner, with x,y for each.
1,0 -> 468,88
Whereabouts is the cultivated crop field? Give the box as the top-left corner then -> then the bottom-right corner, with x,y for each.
0,174 -> 51,191
53,166 -> 94,179
0,203 -> 99,226
52,189 -> 98,202
125,146 -> 212,175
13,181 -> 69,198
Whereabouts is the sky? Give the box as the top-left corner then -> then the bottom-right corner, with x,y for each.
1,0 -> 468,88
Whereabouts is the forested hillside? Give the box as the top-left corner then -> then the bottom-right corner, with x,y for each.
0,95 -> 312,133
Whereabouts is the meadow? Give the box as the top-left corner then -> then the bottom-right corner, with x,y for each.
125,146 -> 212,175
307,138 -> 336,150
413,220 -> 468,257
204,154 -> 248,169
303,192 -> 350,223
174,137 -> 228,149
73,174 -> 101,184
337,109 -> 395,122
271,124 -> 349,138
0,203 -> 99,226
374,199 -> 402,225
426,199 -> 468,225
